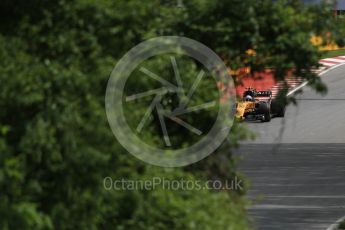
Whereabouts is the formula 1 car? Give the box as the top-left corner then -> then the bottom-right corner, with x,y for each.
235,88 -> 286,122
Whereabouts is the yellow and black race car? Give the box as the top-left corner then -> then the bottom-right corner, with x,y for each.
235,88 -> 286,122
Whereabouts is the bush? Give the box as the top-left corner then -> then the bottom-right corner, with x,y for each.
339,220 -> 345,229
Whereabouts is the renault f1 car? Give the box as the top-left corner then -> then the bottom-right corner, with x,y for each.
235,88 -> 286,122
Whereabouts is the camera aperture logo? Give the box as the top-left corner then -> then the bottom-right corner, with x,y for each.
105,36 -> 235,167
126,59 -> 216,147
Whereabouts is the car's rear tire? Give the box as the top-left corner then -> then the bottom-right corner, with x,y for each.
272,99 -> 286,117
276,106 -> 286,117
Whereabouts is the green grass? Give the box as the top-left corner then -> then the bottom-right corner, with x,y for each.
338,220 -> 345,229
321,49 -> 345,59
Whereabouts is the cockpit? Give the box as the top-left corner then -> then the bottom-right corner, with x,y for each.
243,90 -> 256,101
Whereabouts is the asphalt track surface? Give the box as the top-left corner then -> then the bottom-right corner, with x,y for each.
235,65 -> 345,230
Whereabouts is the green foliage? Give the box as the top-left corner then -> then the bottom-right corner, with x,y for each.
0,0 -> 338,229
110,168 -> 249,230
321,49 -> 345,59
339,219 -> 345,229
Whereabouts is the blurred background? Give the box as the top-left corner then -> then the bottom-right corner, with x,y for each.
0,0 -> 343,229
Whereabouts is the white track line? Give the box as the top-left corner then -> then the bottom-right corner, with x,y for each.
287,62 -> 345,97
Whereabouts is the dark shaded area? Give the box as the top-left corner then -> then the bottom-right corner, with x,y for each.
236,143 -> 345,230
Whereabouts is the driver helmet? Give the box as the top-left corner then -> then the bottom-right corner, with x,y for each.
245,95 -> 253,101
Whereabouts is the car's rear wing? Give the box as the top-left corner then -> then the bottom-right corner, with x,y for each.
256,91 -> 272,97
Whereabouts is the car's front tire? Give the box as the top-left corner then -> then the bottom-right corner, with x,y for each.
258,102 -> 271,122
